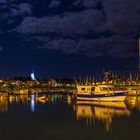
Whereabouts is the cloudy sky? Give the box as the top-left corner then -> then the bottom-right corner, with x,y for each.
0,0 -> 140,78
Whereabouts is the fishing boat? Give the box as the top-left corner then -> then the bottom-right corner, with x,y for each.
76,85 -> 128,102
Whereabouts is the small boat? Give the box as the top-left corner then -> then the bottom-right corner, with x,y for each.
76,85 -> 128,102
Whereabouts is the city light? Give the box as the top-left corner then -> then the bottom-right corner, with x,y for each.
31,72 -> 36,81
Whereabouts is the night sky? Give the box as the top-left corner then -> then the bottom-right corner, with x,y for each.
0,0 -> 140,78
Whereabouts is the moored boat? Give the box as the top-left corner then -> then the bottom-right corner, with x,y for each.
126,86 -> 140,96
76,85 -> 128,102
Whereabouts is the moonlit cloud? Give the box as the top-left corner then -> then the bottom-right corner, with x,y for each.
15,9 -> 106,35
78,35 -> 137,58
0,47 -> 3,51
39,39 -> 78,54
73,0 -> 100,9
0,2 -> 32,23
83,0 -> 99,9
34,35 -> 137,58
0,0 -> 140,59
49,0 -> 61,8
10,3 -> 32,17
103,0 -> 140,34
17,3 -> 32,15
0,0 -> 7,4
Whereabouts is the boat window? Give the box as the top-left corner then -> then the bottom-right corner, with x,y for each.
87,88 -> 91,91
115,87 -> 126,91
100,87 -> 108,91
91,87 -> 95,91
81,88 -> 85,91
108,87 -> 115,91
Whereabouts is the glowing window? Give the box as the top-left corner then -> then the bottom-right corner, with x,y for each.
81,88 -> 85,91
91,87 -> 95,91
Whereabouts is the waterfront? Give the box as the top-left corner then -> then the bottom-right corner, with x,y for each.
0,93 -> 140,140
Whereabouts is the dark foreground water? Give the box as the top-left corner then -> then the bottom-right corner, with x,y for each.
0,94 -> 140,140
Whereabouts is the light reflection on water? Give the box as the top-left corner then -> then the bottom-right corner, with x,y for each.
125,96 -> 140,111
0,93 -> 74,112
74,101 -> 131,132
73,96 -> 140,132
0,97 -> 8,112
0,94 -> 140,113
0,94 -> 140,139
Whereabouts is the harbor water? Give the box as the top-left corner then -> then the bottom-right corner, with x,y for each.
0,93 -> 140,140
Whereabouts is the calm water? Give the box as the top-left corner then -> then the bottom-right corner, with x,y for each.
0,94 -> 140,140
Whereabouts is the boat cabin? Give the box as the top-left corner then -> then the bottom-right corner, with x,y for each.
77,85 -> 116,94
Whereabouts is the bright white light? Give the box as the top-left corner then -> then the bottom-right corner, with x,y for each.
31,72 -> 36,80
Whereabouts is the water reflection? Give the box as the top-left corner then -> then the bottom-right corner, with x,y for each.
0,94 -> 140,140
33,94 -> 67,104
0,93 -> 140,117
30,95 -> 35,112
74,101 -> 131,132
0,98 -> 8,112
0,94 -> 73,112
135,96 -> 140,111
125,96 -> 140,111
9,95 -> 29,104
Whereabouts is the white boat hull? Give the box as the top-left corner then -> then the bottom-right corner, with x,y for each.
77,92 -> 127,102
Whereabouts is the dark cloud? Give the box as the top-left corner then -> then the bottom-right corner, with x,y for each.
103,0 -> 140,34
49,0 -> 61,8
0,3 -> 32,19
78,35 -> 137,58
0,0 -> 140,59
0,0 -> 7,4
32,35 -> 137,58
10,3 -> 33,17
73,0 -> 100,9
38,39 -> 78,54
0,46 -> 3,51
15,9 -> 106,35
